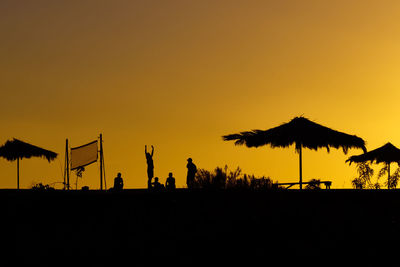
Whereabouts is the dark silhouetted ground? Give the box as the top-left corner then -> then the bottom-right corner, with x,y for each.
1,189 -> 399,266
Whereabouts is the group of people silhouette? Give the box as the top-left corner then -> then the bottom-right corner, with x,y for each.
146,145 -> 197,190
112,145 -> 197,191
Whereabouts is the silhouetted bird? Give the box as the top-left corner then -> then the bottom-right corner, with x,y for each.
145,145 -> 154,187
186,158 -> 197,189
165,172 -> 176,190
114,172 -> 124,191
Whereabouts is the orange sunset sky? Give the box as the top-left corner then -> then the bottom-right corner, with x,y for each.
1,0 -> 400,189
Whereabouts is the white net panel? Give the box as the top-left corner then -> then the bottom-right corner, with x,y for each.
71,140 -> 98,170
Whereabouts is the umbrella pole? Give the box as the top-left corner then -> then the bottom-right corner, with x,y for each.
17,158 -> 19,190
100,134 -> 103,190
299,145 -> 302,190
388,163 -> 390,189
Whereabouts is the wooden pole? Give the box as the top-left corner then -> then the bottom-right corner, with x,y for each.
299,145 -> 302,190
17,158 -> 20,190
67,140 -> 70,190
100,134 -> 103,190
63,148 -> 66,190
388,162 -> 390,189
65,139 -> 70,190
102,149 -> 107,190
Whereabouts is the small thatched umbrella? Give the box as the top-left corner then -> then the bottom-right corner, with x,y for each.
0,138 -> 58,189
223,116 -> 366,189
346,142 -> 400,189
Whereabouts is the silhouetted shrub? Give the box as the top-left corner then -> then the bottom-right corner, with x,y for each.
194,165 -> 278,190
31,183 -> 55,191
350,162 -> 400,189
381,166 -> 400,189
213,167 -> 227,189
305,179 -> 321,190
225,166 -> 245,189
351,162 -> 374,189
249,175 -> 275,190
192,168 -> 213,189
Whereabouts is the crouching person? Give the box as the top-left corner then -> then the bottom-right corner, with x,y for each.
113,172 -> 124,191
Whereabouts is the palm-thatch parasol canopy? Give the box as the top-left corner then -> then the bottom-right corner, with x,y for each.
223,116 -> 366,189
346,142 -> 400,188
346,142 -> 400,165
0,138 -> 58,189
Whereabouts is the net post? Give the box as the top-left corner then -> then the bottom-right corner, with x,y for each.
99,134 -> 103,190
64,139 -> 70,190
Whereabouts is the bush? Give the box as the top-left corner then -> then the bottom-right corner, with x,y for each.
31,183 -> 55,191
304,179 -> 321,190
193,165 -> 279,191
350,162 -> 400,189
351,162 -> 374,189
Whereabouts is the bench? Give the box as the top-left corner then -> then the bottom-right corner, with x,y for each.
277,181 -> 332,189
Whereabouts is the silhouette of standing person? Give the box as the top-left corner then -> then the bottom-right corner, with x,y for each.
186,158 -> 197,189
165,172 -> 176,190
145,145 -> 154,189
114,172 -> 124,191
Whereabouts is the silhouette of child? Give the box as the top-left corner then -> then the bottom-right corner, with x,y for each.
186,158 -> 197,189
114,172 -> 124,191
165,172 -> 176,190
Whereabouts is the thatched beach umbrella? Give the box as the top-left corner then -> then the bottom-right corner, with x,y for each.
346,142 -> 400,189
0,139 -> 58,189
223,116 -> 366,189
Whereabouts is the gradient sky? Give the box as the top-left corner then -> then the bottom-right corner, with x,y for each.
1,0 -> 400,189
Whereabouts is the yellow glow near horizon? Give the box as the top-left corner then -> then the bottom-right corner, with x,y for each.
1,1 -> 400,189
